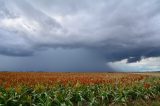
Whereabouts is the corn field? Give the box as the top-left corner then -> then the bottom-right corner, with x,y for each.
0,72 -> 160,106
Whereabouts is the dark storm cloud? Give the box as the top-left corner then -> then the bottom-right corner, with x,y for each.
0,46 -> 33,56
0,0 -> 160,63
0,49 -> 113,71
127,57 -> 141,63
99,46 -> 160,63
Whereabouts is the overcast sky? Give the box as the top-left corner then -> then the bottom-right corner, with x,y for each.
0,0 -> 160,71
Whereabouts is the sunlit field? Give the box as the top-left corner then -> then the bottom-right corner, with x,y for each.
0,72 -> 160,106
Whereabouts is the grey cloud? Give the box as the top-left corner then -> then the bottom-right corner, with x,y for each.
10,0 -> 62,29
127,57 -> 141,63
0,0 -> 160,63
0,28 -> 34,56
0,48 -> 113,71
0,47 -> 33,56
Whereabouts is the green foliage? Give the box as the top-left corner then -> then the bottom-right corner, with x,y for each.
0,77 -> 160,106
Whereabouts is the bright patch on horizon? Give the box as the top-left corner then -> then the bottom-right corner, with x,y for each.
108,57 -> 160,72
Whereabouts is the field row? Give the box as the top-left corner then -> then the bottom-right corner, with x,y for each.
0,72 -> 160,106
0,72 -> 147,87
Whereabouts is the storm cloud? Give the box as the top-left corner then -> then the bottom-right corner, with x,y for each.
0,0 -> 160,71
